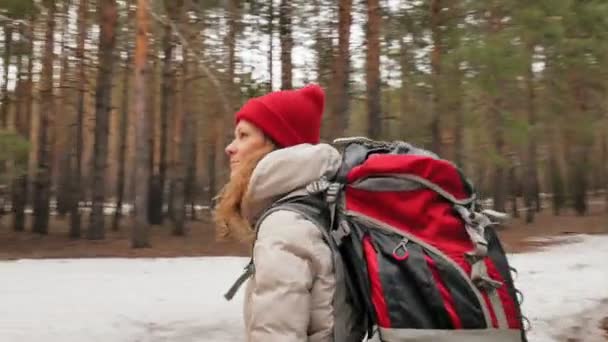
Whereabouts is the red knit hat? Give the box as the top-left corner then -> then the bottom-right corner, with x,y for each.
235,84 -> 325,148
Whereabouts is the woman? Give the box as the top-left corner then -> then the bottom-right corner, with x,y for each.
214,84 -> 364,342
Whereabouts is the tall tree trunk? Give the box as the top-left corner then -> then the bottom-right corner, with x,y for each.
113,51 -> 131,231
132,0 -> 150,248
227,0 -> 238,86
452,76 -> 465,168
549,153 -> 564,216
508,156 -> 520,218
13,23 -> 27,137
571,145 -> 589,216
1,24 -> 13,128
12,26 -> 26,232
267,0 -> 274,91
365,0 -> 381,139
33,0 -> 57,234
25,17 -> 34,138
570,75 -> 590,216
487,10 -> 506,213
207,138 -> 216,205
279,0 -> 292,90
430,0 -> 442,155
158,0 -> 178,226
313,0 -> 332,90
186,139 -> 197,221
88,0 -> 118,239
70,0 -> 88,239
147,54 -> 161,225
524,52 -> 539,222
548,122 -> 564,216
17,17 -> 36,232
56,0 -> 73,218
601,132 -> 607,213
172,61 -> 192,236
173,5 -> 196,236
492,97 -> 507,212
13,38 -> 23,133
331,0 -> 352,136
399,38 -> 411,137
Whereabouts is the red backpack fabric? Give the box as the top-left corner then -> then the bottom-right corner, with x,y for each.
305,138 -> 527,341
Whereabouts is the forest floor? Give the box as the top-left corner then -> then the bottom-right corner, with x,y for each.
0,199 -> 607,260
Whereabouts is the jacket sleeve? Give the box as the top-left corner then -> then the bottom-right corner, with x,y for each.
246,209 -> 328,342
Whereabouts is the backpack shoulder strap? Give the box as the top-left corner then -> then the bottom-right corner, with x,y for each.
223,195 -> 329,301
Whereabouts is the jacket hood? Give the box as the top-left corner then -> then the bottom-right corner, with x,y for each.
242,143 -> 342,223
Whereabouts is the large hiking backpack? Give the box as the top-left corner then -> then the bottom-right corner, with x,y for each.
226,137 -> 527,342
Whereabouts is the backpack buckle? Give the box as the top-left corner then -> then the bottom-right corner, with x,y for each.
326,182 -> 342,204
306,176 -> 330,194
331,221 -> 351,246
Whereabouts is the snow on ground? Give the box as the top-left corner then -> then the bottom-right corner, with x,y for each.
0,234 -> 607,342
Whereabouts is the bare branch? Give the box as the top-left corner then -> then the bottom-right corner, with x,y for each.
147,7 -> 231,115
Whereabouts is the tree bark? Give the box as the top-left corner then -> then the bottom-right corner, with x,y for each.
113,50 -> 131,231
492,97 -> 507,212
570,74 -> 590,216
132,0 -> 150,248
399,38 -> 411,137
279,0 -> 293,90
185,139 -> 197,221
172,8 -> 196,236
452,79 -> 465,168
158,0 -> 179,226
430,0 -> 442,155
16,17 -> 36,232
146,52 -> 161,225
330,0 -> 352,136
365,0 -> 382,139
267,0 -> 274,91
524,51 -> 539,222
1,24 -> 12,128
601,132 -> 607,213
12,23 -> 27,232
33,0 -> 57,235
88,0 -> 118,239
56,0 -> 73,218
508,157 -> 520,218
227,0 -> 238,86
69,0 -> 89,239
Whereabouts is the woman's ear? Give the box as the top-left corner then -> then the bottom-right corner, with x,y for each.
264,135 -> 278,150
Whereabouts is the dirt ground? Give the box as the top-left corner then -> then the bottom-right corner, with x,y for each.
0,200 -> 606,260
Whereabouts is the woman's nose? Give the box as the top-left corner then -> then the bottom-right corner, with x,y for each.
225,140 -> 236,156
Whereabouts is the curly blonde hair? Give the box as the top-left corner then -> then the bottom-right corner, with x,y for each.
213,142 -> 275,243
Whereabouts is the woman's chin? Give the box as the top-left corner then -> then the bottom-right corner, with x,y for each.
229,168 -> 238,179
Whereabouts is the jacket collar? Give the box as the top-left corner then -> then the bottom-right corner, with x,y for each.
242,143 -> 342,224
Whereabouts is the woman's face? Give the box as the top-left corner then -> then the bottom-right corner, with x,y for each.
225,120 -> 270,178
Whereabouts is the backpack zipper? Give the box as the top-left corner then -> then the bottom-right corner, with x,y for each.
349,211 -> 493,328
